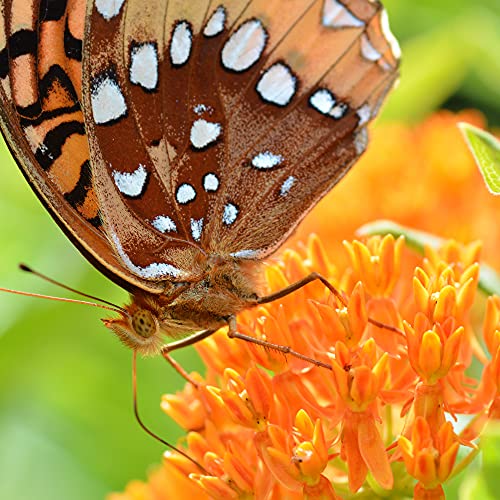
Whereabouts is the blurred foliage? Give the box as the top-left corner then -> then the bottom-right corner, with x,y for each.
455,424 -> 500,499
382,0 -> 500,126
0,0 -> 498,499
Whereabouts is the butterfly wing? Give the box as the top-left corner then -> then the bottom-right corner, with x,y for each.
81,0 -> 399,280
82,0 -> 215,287
204,0 -> 400,258
0,0 -> 162,292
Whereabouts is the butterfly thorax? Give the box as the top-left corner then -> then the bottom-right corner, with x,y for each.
104,255 -> 261,355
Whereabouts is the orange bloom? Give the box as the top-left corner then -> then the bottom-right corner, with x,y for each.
405,314 -> 464,386
110,112 -> 500,499
343,234 -> 404,297
329,339 -> 392,491
398,418 -> 460,499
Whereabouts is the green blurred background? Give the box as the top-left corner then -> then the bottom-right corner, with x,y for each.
0,1 -> 499,498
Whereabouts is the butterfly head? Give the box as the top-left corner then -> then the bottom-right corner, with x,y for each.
102,303 -> 164,356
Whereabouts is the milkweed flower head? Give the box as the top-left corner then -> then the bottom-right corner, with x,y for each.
110,112 -> 500,499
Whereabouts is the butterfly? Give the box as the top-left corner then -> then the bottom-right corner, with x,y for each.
0,0 -> 399,361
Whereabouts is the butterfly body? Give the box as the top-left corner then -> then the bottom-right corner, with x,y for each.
105,253 -> 261,355
0,0 -> 400,355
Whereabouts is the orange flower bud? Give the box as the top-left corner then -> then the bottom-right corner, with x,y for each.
398,418 -> 460,492
343,235 -> 404,297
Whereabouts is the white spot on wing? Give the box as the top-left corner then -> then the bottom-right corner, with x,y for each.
231,249 -> 259,259
111,233 -> 182,279
360,35 -> 382,62
280,176 -> 296,196
251,151 -> 283,169
310,89 -> 336,115
256,63 -> 297,106
91,74 -> 127,124
130,43 -> 159,90
176,183 -> 196,204
204,6 -> 226,37
354,128 -> 368,155
112,164 -> 148,197
203,173 -> 219,192
322,0 -> 365,28
152,215 -> 177,233
330,103 -> 348,119
223,203 -> 238,225
381,9 -> 401,60
221,19 -> 267,72
191,218 -> 204,241
310,89 -> 348,119
194,104 -> 208,115
190,119 -> 222,149
357,104 -> 371,126
95,0 -> 125,20
170,21 -> 192,66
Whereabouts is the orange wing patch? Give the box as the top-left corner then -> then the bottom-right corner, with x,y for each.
1,0 -> 101,229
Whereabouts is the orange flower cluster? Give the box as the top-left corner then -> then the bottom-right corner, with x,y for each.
110,233 -> 500,499
109,112 -> 500,499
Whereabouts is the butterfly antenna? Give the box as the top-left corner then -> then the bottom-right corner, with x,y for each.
131,352 -> 207,474
0,285 -> 125,315
19,263 -> 126,313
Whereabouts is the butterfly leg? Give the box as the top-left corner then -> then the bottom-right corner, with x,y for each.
256,272 -> 346,305
161,329 -> 217,386
257,272 -> 402,335
226,316 -> 332,370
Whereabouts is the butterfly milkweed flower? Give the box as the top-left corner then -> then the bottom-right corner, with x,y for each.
110,111 -> 500,499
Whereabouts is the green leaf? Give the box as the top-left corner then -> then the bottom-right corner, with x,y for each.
459,123 -> 500,194
357,220 -> 442,254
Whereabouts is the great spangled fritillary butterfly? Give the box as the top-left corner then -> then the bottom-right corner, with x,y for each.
0,0 -> 399,360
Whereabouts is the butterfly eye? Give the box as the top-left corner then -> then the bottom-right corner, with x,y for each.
131,309 -> 157,339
